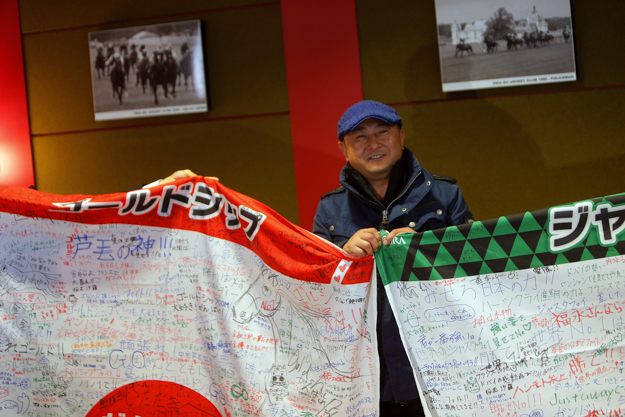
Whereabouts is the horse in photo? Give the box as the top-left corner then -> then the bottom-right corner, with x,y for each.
178,49 -> 194,91
121,47 -> 132,83
454,39 -> 474,57
94,46 -> 106,80
136,51 -> 150,93
524,32 -> 541,48
506,33 -> 524,51
562,28 -> 571,43
538,31 -> 554,46
128,43 -> 138,77
163,48 -> 179,99
483,34 -> 498,53
149,51 -> 169,105
109,55 -> 126,106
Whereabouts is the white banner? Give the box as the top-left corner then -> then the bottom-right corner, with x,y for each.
0,181 -> 378,417
386,257 -> 625,417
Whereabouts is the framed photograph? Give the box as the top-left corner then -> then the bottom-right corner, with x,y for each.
89,20 -> 208,121
434,1 -> 576,92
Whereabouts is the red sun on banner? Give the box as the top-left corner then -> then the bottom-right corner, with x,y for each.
85,380 -> 222,417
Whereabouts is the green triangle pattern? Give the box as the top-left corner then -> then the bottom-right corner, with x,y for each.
505,258 -> 519,272
429,268 -> 445,280
518,212 -> 544,233
461,241 -> 483,263
580,248 -> 596,262
533,231 -> 551,253
606,247 -> 621,258
414,250 -> 433,267
453,264 -> 468,278
467,222 -> 492,239
555,253 -> 569,265
442,226 -> 463,242
420,231 -> 441,245
493,217 -> 517,236
479,262 -> 494,275
433,245 -> 458,266
483,239 -> 508,261
509,235 -> 535,257
376,192 -> 625,284
529,255 -> 545,268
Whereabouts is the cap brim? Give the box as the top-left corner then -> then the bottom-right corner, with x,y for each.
340,115 -> 396,140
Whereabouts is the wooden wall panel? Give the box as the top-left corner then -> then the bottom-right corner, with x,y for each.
356,0 -> 625,221
19,0 -> 272,33
356,1 -> 625,102
23,4 -> 288,134
32,116 -> 299,222
397,88 -> 625,221
20,1 -> 297,223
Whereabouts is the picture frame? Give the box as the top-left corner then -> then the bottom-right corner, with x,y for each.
88,20 -> 208,121
434,1 -> 576,92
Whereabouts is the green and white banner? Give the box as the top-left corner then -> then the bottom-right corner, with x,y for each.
376,193 -> 625,417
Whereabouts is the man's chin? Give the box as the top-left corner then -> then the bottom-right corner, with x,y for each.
363,165 -> 393,179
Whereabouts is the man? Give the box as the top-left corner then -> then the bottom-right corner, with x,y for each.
153,101 -> 472,415
312,100 -> 473,416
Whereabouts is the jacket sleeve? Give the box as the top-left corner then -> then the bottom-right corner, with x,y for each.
312,200 -> 332,242
446,185 -> 474,227
312,199 -> 352,248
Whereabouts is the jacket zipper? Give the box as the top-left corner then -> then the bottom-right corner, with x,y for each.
381,171 -> 421,230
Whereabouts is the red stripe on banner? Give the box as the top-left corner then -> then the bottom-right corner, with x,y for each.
281,1 -> 364,230
0,1 -> 35,188
0,178 -> 373,285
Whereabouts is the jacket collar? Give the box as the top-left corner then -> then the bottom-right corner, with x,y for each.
339,148 -> 423,207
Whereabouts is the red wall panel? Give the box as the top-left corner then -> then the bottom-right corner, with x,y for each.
281,0 -> 363,230
0,0 -> 34,188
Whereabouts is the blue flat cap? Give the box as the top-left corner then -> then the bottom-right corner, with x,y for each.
337,100 -> 402,141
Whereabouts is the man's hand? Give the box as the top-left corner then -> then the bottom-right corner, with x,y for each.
383,227 -> 416,245
160,169 -> 219,185
343,228 -> 382,258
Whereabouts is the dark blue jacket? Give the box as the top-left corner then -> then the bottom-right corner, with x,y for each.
312,148 -> 473,402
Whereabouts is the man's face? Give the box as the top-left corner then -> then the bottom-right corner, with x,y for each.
338,118 -> 405,184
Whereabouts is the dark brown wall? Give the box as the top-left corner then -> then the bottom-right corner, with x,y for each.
20,1 -> 300,224
20,0 -> 625,227
356,0 -> 625,221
